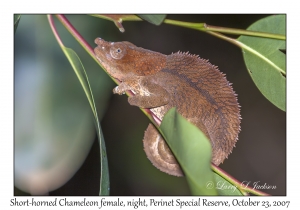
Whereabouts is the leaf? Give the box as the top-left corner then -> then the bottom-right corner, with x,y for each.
137,14 -> 166,25
237,15 -> 286,111
159,108 -> 218,195
213,173 -> 243,195
15,15 -> 110,195
15,54 -> 97,195
62,46 -> 110,195
14,14 -> 21,33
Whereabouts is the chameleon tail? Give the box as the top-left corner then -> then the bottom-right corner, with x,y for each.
143,124 -> 184,177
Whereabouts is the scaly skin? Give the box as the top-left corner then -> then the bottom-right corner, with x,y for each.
94,37 -> 241,176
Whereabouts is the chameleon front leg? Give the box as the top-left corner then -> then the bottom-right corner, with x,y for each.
113,83 -> 130,95
113,76 -> 142,95
128,79 -> 170,109
113,76 -> 170,108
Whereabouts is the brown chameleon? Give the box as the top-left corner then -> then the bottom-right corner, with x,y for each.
94,37 -> 241,177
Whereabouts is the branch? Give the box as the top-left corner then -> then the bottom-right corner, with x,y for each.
212,164 -> 269,196
164,19 -> 285,40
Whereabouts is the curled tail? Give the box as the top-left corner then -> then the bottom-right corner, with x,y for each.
143,124 -> 183,177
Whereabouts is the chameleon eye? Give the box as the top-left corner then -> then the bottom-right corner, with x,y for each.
110,43 -> 126,59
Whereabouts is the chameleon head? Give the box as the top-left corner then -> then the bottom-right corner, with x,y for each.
94,37 -> 131,80
94,37 -> 167,79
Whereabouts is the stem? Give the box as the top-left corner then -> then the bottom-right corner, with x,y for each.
90,14 -> 142,32
55,15 -> 95,62
206,31 -> 286,76
93,16 -> 286,40
47,15 -> 64,47
164,19 -> 285,40
205,31 -> 238,46
91,14 -> 142,22
212,165 -> 269,196
164,19 -> 205,30
205,24 -> 285,40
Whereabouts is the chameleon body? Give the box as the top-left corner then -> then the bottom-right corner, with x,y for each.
94,37 -> 241,176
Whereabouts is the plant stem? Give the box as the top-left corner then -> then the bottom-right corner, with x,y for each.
205,24 -> 285,40
201,31 -> 286,77
93,15 -> 286,40
48,15 -> 64,47
90,14 -> 142,32
55,15 -> 95,61
91,14 -> 142,22
164,19 -> 285,40
212,165 -> 269,196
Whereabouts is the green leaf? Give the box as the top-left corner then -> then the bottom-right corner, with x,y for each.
14,14 -> 21,33
62,46 -> 110,195
238,15 -> 286,111
137,14 -> 166,25
213,173 -> 243,195
159,108 -> 218,195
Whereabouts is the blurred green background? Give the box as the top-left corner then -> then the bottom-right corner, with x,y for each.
14,14 -> 286,196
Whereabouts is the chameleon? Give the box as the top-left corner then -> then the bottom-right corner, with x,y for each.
94,37 -> 241,177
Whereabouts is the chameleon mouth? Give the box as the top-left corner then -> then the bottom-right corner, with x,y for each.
94,46 -> 107,63
95,54 -> 102,62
